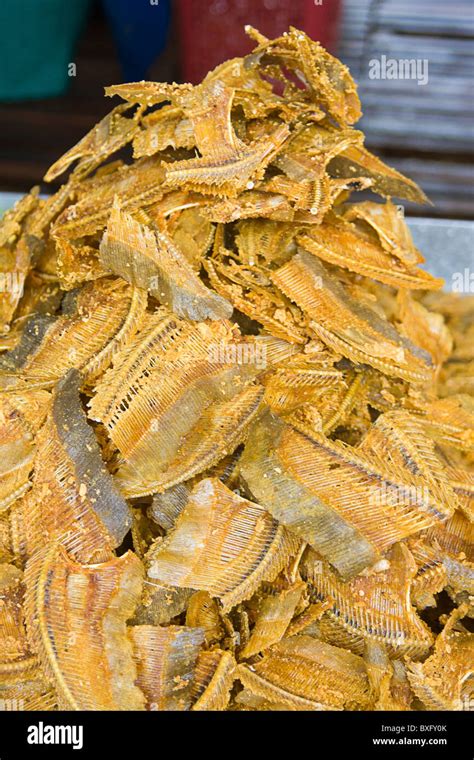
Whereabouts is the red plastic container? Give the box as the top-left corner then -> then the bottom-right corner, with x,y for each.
176,0 -> 341,84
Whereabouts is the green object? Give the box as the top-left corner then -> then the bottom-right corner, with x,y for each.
0,0 -> 91,101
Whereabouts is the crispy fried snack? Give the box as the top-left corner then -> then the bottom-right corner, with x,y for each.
0,26 -> 472,712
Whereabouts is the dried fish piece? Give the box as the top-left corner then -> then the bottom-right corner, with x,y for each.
240,411 -> 381,578
185,591 -> 225,646
5,181 -> 84,319
235,218 -> 297,268
267,360 -> 373,443
0,278 -> 146,390
146,478 -> 301,611
165,121 -> 290,197
359,409 -> 459,520
317,370 -> 371,437
240,580 -> 306,658
237,635 -> 370,710
298,214 -> 442,290
202,188 -> 294,223
0,390 -> 50,511
0,564 -> 29,663
55,237 -> 109,290
209,56 -> 309,122
364,642 -> 414,710
286,598 -> 333,637
233,688 -> 291,710
0,564 -> 57,711
344,200 -> 424,266
0,189 -> 42,335
87,309 -> 186,429
144,189 -> 207,224
425,512 -> 474,598
149,484 -> 190,533
262,349 -> 343,416
90,313 -> 264,496
206,258 -> 307,343
168,206 -> 215,270
259,173 -> 334,221
191,649 -> 236,711
396,291 -> 452,374
274,122 -> 363,180
420,395 -> 474,452
0,188 -> 40,249
24,543 -> 145,710
273,250 -> 433,382
119,383 -> 264,497
99,199 -> 231,320
407,605 -> 473,710
328,142 -> 428,204
444,466 -> 474,522
241,410 -> 452,579
245,26 -> 361,126
207,226 -> 307,343
129,625 -> 204,711
51,157 -> 166,240
0,661 -> 57,711
0,270 -> 62,354
11,271 -> 62,319
130,507 -> 160,560
409,538 -> 448,610
110,76 -> 293,198
108,49 -> 306,124
132,107 -> 194,159
19,370 -> 131,563
44,106 -> 141,183
105,80 -> 195,108
132,582 -> 194,627
269,123 -> 367,219
303,543 -> 434,658
84,287 -> 148,387
0,513 -> 13,564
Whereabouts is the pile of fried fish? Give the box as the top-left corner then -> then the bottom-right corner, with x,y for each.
0,27 -> 472,711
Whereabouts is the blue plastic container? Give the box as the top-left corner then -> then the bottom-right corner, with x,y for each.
0,0 -> 91,101
102,0 -> 171,82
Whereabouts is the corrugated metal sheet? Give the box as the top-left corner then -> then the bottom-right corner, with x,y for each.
337,0 -> 474,218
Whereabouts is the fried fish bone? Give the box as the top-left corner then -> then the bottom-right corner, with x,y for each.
146,478 -> 301,611
24,543 -> 145,710
99,199 -> 232,321
240,409 -> 454,579
18,370 -> 131,564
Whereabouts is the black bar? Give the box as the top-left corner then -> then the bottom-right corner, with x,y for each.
0,710 -> 469,758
